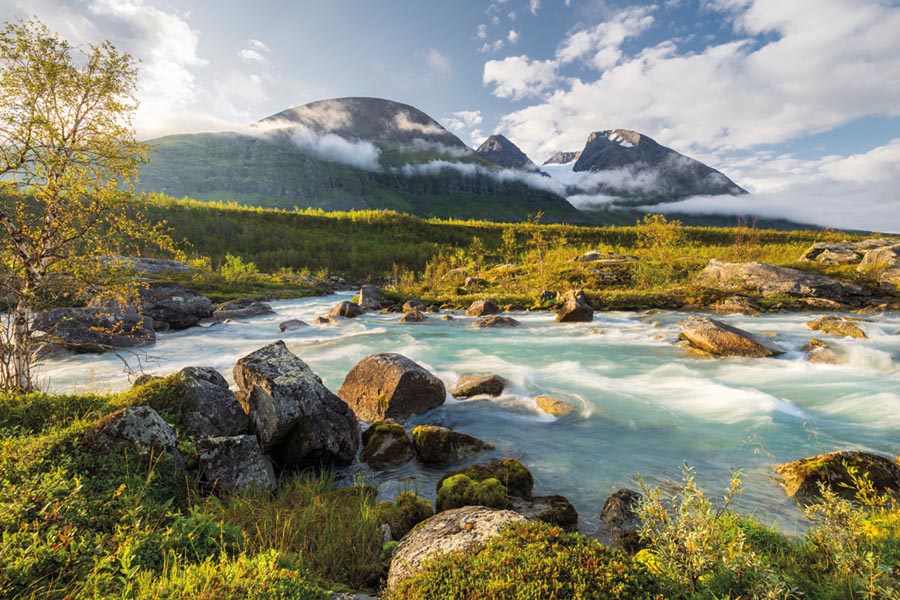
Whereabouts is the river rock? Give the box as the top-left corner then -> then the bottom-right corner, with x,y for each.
473,316 -> 521,328
175,366 -> 250,438
359,284 -> 383,310
139,283 -> 213,330
466,299 -> 500,317
556,289 -> 594,323
402,300 -> 426,313
451,374 -> 508,398
197,435 -> 276,494
411,425 -> 493,465
803,338 -> 843,365
534,396 -> 574,416
338,353 -> 446,422
399,310 -> 427,323
93,406 -> 177,454
776,450 -> 900,502
680,316 -> 786,358
807,316 -> 867,339
33,307 -> 155,354
212,299 -> 274,321
361,421 -> 416,469
510,495 -> 578,530
234,341 -> 359,467
601,488 -> 644,552
329,301 -> 364,319
711,296 -> 759,316
696,259 -> 867,303
438,458 -> 534,498
279,319 -> 307,332
386,506 -> 527,590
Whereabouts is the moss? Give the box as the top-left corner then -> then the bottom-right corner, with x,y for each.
438,458 -> 534,498
411,425 -> 491,465
112,375 -> 194,423
374,491 -> 434,540
436,474 -> 510,512
361,421 -> 415,468
777,451 -> 900,502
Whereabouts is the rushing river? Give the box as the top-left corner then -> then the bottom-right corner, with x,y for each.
38,292 -> 900,536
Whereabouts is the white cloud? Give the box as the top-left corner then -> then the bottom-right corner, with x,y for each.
649,140 -> 900,232
529,0 -> 541,15
289,129 -> 382,171
483,55 -> 559,99
479,39 -> 506,53
556,5 -> 655,70
398,160 -> 566,195
444,110 -> 484,130
508,29 -> 520,43
424,48 -> 452,78
477,23 -> 488,39
492,0 -> 900,162
239,48 -> 267,63
394,111 -> 446,136
247,38 -> 270,52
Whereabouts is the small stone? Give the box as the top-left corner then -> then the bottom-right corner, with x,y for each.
399,310 -> 428,323
279,319 -> 308,332
465,299 -> 500,317
534,396 -> 574,416
451,374 -> 508,398
402,300 -> 426,313
472,316 -> 521,328
329,301 -> 364,319
807,316 -> 867,339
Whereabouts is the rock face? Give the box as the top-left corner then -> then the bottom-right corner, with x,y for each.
197,435 -> 276,494
175,366 -> 250,439
338,353 -> 446,422
800,238 -> 900,265
329,301 -> 364,319
534,396 -> 574,416
510,495 -> 578,530
139,283 -> 213,330
776,450 -> 900,502
33,308 -> 155,353
680,316 -> 786,358
556,289 -> 594,323
212,299 -> 274,321
858,244 -> 900,270
398,310 -> 427,323
473,316 -> 521,328
411,425 -> 493,465
451,374 -> 508,398
233,341 -> 359,467
361,421 -> 416,469
466,299 -> 500,317
475,134 -> 539,171
358,284 -> 383,310
601,488 -> 644,552
94,406 -> 177,453
807,316 -> 867,339
696,259 -> 867,303
279,319 -> 307,332
386,506 -> 527,590
542,151 -> 581,166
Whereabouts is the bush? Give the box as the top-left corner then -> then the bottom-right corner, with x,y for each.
219,253 -> 259,283
373,491 -> 433,540
386,520 -> 662,599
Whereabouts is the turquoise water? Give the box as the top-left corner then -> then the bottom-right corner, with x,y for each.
41,292 -> 900,535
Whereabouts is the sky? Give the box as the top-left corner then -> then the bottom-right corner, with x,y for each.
3,0 -> 900,231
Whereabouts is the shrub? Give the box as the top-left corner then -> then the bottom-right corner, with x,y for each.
386,520 -> 662,599
373,491 -> 433,540
220,253 -> 259,283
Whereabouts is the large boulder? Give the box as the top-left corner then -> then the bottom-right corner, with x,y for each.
234,341 -> 359,467
807,316 -> 867,339
680,316 -> 786,358
472,316 -> 521,328
601,488 -> 644,552
776,450 -> 900,502
329,301 -> 364,319
858,244 -> 900,271
197,435 -> 276,495
93,406 -> 177,454
411,425 -> 493,465
696,259 -> 867,303
359,284 -> 383,310
138,283 -> 213,330
175,366 -> 250,438
338,353 -> 446,421
466,299 -> 500,317
556,289 -> 594,323
212,299 -> 274,321
33,307 -> 155,354
451,374 -> 508,398
361,421 -> 416,469
386,506 -> 527,590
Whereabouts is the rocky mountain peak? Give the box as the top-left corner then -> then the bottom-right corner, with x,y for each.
542,151 -> 582,166
475,134 -> 538,171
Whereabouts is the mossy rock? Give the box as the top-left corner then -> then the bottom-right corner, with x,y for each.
437,458 -> 534,498
510,494 -> 579,530
412,425 -> 493,465
374,491 -> 434,540
361,421 -> 416,469
807,316 -> 867,339
436,474 -> 510,512
776,450 -> 900,502
115,375 -> 194,418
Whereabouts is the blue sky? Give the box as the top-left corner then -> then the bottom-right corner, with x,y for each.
4,0 -> 900,230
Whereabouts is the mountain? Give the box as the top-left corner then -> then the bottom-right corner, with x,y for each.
475,134 -> 539,171
565,129 -> 746,204
542,151 -> 581,166
137,97 -> 581,223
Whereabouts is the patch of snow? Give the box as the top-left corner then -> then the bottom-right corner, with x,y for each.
619,140 -> 634,148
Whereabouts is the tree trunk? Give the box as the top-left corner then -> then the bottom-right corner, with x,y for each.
10,300 -> 32,391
